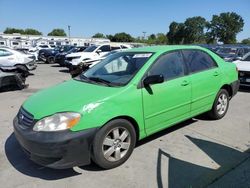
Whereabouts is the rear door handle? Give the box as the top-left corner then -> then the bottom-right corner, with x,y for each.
181,80 -> 190,86
213,71 -> 220,76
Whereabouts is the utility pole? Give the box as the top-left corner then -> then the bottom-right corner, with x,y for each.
142,31 -> 146,40
68,25 -> 71,44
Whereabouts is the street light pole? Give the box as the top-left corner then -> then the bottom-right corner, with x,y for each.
142,31 -> 146,40
68,25 -> 71,44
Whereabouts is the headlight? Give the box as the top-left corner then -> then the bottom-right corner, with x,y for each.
33,112 -> 81,132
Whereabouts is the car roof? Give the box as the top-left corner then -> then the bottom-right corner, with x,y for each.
127,45 -> 206,53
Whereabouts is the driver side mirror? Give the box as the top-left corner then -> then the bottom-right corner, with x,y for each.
143,75 -> 164,86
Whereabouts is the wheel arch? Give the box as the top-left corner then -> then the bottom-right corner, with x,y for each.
105,115 -> 140,142
220,84 -> 233,98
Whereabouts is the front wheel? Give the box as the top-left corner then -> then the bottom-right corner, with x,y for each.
207,89 -> 229,120
92,119 -> 136,169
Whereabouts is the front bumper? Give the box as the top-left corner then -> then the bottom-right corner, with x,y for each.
55,55 -> 66,66
25,61 -> 37,71
238,71 -> 250,87
13,117 -> 98,169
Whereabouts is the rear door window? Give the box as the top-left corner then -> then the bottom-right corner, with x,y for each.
182,50 -> 217,73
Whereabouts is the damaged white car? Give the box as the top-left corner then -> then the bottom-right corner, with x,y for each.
0,47 -> 37,72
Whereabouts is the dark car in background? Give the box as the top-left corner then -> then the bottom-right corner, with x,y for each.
38,45 -> 75,64
55,46 -> 87,66
216,46 -> 250,62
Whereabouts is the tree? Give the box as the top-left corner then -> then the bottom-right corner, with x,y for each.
183,16 -> 207,44
47,29 -> 66,36
207,12 -> 244,44
167,22 -> 186,44
154,33 -> 168,44
3,27 -> 42,35
106,34 -> 114,41
241,38 -> 250,44
4,27 -> 24,34
111,32 -> 134,42
92,33 -> 106,38
24,28 -> 42,35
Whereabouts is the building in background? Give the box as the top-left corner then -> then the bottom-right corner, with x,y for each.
0,33 -> 110,48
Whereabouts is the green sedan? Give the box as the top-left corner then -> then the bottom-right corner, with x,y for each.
13,45 -> 239,169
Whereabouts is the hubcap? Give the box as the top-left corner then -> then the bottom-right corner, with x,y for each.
216,93 -> 228,115
102,127 -> 131,162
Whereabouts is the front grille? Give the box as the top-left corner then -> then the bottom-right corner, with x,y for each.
239,71 -> 250,78
18,107 -> 34,129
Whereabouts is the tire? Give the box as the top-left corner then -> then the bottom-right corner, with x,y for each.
207,89 -> 229,120
92,119 -> 136,169
15,64 -> 29,72
47,56 -> 55,64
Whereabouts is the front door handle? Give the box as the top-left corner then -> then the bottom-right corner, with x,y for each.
181,80 -> 190,86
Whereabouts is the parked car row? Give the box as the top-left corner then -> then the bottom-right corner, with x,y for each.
37,43 -> 131,77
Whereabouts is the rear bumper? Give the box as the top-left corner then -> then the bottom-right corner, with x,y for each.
13,117 -> 98,169
230,80 -> 240,97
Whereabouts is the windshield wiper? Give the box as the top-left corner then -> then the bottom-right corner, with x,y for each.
88,77 -> 113,86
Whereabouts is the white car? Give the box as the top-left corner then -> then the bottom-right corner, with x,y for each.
0,47 -> 37,71
233,52 -> 250,87
65,43 -> 130,66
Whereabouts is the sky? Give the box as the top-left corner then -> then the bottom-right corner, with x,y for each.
0,0 -> 249,41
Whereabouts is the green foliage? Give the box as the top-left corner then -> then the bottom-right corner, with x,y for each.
92,33 -> 106,38
24,28 -> 42,35
110,32 -> 134,42
3,27 -> 42,35
167,17 -> 207,44
241,38 -> 250,44
183,16 -> 207,44
147,33 -> 168,45
207,12 -> 244,44
167,22 -> 186,44
47,29 -> 66,36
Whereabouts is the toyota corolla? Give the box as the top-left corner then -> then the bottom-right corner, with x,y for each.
13,46 -> 239,169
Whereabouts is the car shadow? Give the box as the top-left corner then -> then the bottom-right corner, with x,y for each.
4,133 -> 81,180
157,136 -> 250,188
59,69 -> 69,73
50,65 -> 61,68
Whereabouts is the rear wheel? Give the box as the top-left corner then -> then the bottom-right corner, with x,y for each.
92,119 -> 136,169
47,56 -> 55,64
207,89 -> 229,120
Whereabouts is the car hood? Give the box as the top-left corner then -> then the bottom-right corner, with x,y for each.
234,61 -> 250,72
22,79 -> 123,119
66,52 -> 92,58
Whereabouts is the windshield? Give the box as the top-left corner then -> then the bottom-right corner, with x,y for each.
84,45 -> 98,52
217,48 -> 237,54
76,52 -> 153,86
242,53 -> 250,61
